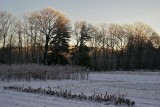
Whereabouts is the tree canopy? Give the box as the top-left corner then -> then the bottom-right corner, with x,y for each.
0,8 -> 160,70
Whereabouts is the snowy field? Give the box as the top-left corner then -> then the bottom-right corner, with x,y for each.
0,71 -> 160,107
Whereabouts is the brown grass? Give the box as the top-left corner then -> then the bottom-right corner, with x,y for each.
0,64 -> 89,81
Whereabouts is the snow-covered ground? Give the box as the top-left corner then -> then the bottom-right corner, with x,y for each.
0,71 -> 160,107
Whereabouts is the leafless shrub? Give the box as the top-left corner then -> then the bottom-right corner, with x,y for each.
4,85 -> 135,106
0,64 -> 89,81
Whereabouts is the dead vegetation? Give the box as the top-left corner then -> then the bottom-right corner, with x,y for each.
4,85 -> 135,106
0,64 -> 89,81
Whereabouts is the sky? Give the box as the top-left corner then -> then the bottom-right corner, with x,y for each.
0,0 -> 160,34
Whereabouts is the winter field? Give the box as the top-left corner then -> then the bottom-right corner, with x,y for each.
0,71 -> 160,107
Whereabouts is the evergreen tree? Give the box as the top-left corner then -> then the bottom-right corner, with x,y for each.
72,21 -> 91,67
49,23 -> 71,65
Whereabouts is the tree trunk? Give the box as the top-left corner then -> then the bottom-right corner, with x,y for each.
43,35 -> 49,65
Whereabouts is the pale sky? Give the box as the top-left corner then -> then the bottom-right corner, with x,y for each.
0,0 -> 160,34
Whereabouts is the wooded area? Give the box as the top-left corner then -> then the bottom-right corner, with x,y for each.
0,8 -> 160,70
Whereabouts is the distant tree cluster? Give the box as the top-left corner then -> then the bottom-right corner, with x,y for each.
0,8 -> 160,70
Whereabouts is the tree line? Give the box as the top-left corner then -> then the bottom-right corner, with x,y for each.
0,8 -> 160,70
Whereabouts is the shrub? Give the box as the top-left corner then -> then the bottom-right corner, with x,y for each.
0,64 -> 89,81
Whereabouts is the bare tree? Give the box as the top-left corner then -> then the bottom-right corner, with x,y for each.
26,8 -> 70,65
23,16 -> 44,63
88,24 -> 102,70
110,24 -> 127,70
7,22 -> 17,64
0,11 -> 15,63
107,24 -> 119,70
96,24 -> 110,70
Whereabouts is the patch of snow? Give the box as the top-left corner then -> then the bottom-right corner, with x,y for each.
0,71 -> 160,107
